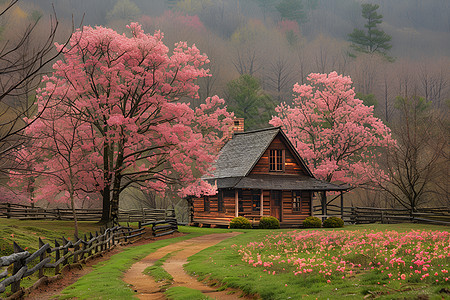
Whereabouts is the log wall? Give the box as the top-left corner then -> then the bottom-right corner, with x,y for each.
192,189 -> 311,227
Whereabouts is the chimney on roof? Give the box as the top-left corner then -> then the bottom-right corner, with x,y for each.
228,117 -> 244,138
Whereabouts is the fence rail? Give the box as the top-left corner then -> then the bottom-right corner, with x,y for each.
313,205 -> 450,226
0,219 -> 178,298
0,203 -> 175,223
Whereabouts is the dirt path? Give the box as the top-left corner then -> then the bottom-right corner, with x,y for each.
24,231 -> 186,300
123,232 -> 246,300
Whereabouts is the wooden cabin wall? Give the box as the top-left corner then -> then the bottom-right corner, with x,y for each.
250,135 -> 309,176
191,192 -> 236,225
192,189 -> 312,226
281,191 -> 311,226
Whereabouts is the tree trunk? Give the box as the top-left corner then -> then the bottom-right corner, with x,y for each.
100,143 -> 112,224
70,193 -> 79,238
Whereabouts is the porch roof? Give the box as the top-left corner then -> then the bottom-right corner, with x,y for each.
206,175 -> 347,191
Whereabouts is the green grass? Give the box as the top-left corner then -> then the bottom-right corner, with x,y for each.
0,218 -> 108,256
0,218 -> 140,297
143,251 -> 176,283
58,226 -> 232,299
184,223 -> 450,300
165,286 -> 213,300
3,222 -> 447,299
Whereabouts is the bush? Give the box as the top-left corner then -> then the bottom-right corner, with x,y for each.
323,216 -> 344,228
302,216 -> 322,228
259,216 -> 280,229
229,217 -> 252,229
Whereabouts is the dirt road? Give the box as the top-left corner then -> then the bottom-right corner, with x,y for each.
122,232 -> 246,300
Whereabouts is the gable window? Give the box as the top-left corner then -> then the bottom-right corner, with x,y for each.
218,190 -> 224,212
292,191 -> 302,212
252,190 -> 261,211
269,149 -> 284,172
204,196 -> 210,212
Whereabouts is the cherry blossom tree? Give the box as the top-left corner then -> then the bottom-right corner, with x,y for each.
22,23 -> 232,224
270,71 -> 395,187
11,101 -> 101,236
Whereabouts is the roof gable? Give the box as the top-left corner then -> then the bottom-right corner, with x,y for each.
206,127 -> 314,179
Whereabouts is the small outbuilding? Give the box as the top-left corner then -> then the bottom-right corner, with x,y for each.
189,119 -> 347,227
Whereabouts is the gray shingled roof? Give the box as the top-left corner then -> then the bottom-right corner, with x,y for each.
206,176 -> 347,191
205,127 -> 280,179
202,126 -> 347,192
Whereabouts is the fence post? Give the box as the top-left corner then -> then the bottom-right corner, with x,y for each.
6,203 -> 11,218
81,235 -> 87,261
54,240 -> 60,274
73,235 -> 79,263
62,237 -> 69,266
111,229 -> 115,246
88,233 -> 93,256
11,242 -> 25,293
94,232 -> 99,254
381,211 -> 385,224
38,238 -> 46,278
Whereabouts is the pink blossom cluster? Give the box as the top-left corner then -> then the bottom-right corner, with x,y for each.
11,23 -> 232,208
270,72 -> 396,186
235,229 -> 450,285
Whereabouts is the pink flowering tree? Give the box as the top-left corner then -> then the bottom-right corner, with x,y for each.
270,72 -> 395,191
21,23 -> 232,224
12,102 -> 102,236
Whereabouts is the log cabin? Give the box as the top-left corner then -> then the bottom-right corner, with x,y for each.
189,119 -> 347,227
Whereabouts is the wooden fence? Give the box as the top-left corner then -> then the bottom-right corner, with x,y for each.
0,220 -> 178,298
313,205 -> 450,226
0,203 -> 175,223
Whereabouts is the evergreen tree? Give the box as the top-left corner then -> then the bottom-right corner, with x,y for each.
225,74 -> 275,130
276,0 -> 317,24
348,4 -> 392,59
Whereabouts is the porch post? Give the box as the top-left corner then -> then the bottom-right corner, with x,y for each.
235,189 -> 238,217
322,191 -> 327,216
260,189 -> 263,217
340,191 -> 344,218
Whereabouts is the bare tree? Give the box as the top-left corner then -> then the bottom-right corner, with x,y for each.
0,0 -> 71,172
418,60 -> 449,108
232,47 -> 261,76
265,55 -> 296,102
377,95 -> 448,212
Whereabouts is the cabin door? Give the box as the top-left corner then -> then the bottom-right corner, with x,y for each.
270,190 -> 282,221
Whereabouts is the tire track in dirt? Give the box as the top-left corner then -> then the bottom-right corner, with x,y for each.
122,232 -> 245,300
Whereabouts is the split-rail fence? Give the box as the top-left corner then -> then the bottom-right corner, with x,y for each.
0,203 -> 175,223
313,205 -> 450,226
0,209 -> 178,298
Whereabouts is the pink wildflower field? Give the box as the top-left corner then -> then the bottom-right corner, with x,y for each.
234,230 -> 450,285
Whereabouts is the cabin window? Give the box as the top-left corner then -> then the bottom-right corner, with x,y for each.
223,189 -> 235,199
252,190 -> 261,211
204,196 -> 210,212
269,149 -> 284,172
218,191 -> 224,212
292,191 -> 302,212
238,189 -> 244,212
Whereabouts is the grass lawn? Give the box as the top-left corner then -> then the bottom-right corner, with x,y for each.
0,218 -> 106,256
2,221 -> 448,299
185,223 -> 450,300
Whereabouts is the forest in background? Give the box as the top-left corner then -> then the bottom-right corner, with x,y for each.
0,0 -> 448,213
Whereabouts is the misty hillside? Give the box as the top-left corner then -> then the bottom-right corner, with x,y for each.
7,0 -> 449,124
